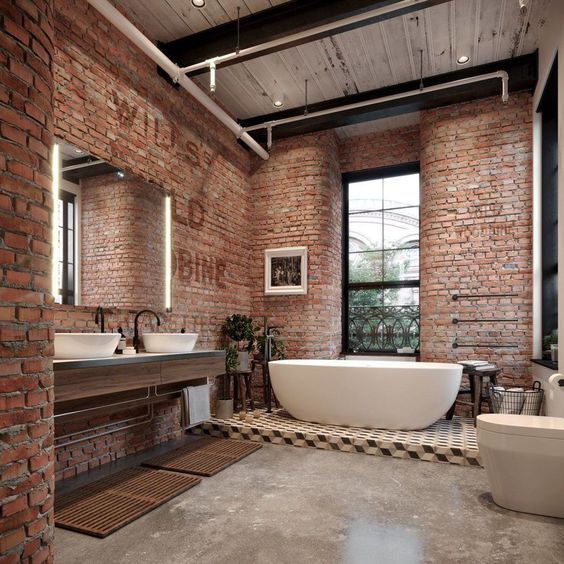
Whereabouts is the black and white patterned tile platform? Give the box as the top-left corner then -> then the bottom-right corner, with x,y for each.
190,409 -> 481,467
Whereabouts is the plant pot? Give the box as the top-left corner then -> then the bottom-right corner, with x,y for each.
237,351 -> 250,371
216,398 -> 234,419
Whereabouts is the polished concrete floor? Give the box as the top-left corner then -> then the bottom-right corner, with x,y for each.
56,443 -> 564,564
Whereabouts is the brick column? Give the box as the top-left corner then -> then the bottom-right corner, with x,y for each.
419,93 -> 533,383
1,1 -> 55,562
250,131 -> 342,358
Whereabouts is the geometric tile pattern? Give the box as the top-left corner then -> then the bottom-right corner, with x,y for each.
189,408 -> 481,467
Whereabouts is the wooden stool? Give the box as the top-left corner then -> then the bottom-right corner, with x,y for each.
232,370 -> 254,412
446,367 -> 501,425
253,359 -> 279,412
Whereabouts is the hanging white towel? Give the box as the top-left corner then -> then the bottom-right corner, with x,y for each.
180,384 -> 211,429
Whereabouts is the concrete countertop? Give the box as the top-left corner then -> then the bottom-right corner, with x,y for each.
531,358 -> 558,371
53,349 -> 225,371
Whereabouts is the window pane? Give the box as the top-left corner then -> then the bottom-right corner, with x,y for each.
349,212 -> 382,252
57,226 -> 63,257
349,250 -> 383,283
383,173 -> 419,208
67,228 -> 74,264
383,287 -> 419,306
349,178 -> 383,213
57,261 -> 63,293
384,248 -> 419,281
57,199 -> 64,228
383,206 -> 419,250
68,201 -> 74,229
66,263 -> 74,291
348,288 -> 383,307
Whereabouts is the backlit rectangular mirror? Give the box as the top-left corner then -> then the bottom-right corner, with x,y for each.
52,139 -> 172,311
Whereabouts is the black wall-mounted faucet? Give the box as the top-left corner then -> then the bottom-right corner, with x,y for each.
133,309 -> 161,352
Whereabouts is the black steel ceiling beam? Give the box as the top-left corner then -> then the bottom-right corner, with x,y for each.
160,0 -> 452,74
62,156 -> 119,183
240,53 -> 537,143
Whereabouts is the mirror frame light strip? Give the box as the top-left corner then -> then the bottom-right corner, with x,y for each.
165,194 -> 172,311
51,143 -> 60,298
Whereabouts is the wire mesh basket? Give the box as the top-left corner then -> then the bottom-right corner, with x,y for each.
489,381 -> 544,416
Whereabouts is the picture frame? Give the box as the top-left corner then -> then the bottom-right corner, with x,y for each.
264,247 -> 308,295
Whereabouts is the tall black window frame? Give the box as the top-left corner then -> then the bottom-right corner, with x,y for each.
342,162 -> 421,355
57,189 -> 76,305
538,56 -> 558,349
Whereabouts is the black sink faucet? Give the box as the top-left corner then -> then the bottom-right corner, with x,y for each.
95,306 -> 108,333
133,309 -> 161,352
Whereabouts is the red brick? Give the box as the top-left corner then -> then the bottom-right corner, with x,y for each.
0,528 -> 25,553
0,307 -> 16,321
0,287 -> 42,304
6,270 -> 31,286
16,307 -> 40,322
0,327 -> 26,341
4,232 -> 29,250
0,194 -> 12,210
27,328 -> 49,341
1,496 -> 28,518
29,452 -> 49,472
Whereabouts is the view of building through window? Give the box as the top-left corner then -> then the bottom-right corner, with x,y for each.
345,169 -> 420,353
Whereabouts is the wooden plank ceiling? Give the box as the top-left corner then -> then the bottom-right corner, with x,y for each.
115,0 -> 550,137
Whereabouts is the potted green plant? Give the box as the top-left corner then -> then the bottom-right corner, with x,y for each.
222,314 -> 257,371
216,344 -> 238,419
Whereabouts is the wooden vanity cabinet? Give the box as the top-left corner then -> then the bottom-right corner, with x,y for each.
54,353 -> 225,404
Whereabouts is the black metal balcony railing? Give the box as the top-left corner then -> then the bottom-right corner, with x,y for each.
348,305 -> 420,353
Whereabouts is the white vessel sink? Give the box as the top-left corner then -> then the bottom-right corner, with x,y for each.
143,333 -> 198,353
54,333 -> 121,359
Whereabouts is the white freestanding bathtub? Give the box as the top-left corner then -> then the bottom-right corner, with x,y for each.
269,359 -> 463,430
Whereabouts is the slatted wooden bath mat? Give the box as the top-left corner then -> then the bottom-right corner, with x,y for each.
55,467 -> 201,538
142,437 -> 262,477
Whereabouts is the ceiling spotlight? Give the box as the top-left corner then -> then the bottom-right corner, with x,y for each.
457,55 -> 470,65
518,0 -> 529,14
191,0 -> 205,7
73,148 -> 84,154
272,87 -> 285,108
117,170 -> 125,179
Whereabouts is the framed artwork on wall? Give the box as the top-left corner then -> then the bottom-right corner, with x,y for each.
264,247 -> 308,295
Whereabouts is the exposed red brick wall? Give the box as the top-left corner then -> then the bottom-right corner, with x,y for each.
339,125 -> 420,173
53,0 -> 253,350
49,0 -> 252,480
54,400 -> 181,481
420,92 -> 533,384
80,173 -> 164,310
0,1 -> 55,562
249,131 -> 342,358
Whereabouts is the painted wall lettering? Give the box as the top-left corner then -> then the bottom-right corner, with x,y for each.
177,249 -> 226,289
187,198 -> 205,230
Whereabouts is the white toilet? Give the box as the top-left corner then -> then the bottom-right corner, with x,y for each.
477,374 -> 564,519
